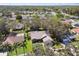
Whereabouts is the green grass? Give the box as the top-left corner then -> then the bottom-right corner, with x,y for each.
8,39 -> 33,56
71,35 -> 79,48
70,32 -> 79,48
8,47 -> 26,56
26,39 -> 33,52
70,35 -> 79,48
71,40 -> 79,48
75,35 -> 79,40
53,43 -> 63,49
8,31 -> 33,56
25,32 -> 33,52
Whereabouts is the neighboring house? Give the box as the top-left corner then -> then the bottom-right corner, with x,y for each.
61,19 -> 74,24
21,15 -> 28,20
9,17 -> 16,20
11,12 -> 16,18
71,22 -> 79,28
18,11 -> 25,14
21,14 -> 34,20
28,16 -> 33,20
13,23 -> 24,30
39,15 -> 47,20
71,28 -> 79,35
29,31 -> 53,46
3,16 -> 8,20
27,11 -> 33,14
42,34 -> 54,46
39,12 -> 45,14
2,32 -> 25,45
22,11 -> 27,14
70,16 -> 79,19
51,11 -> 57,16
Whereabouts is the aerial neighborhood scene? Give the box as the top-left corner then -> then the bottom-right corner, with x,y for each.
0,5 -> 79,56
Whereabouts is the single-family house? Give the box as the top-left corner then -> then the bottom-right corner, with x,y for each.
9,17 -> 16,20
2,33 -> 25,45
70,16 -> 79,19
42,34 -> 54,46
71,22 -> 79,28
51,11 -> 57,16
11,12 -> 16,17
71,28 -> 79,35
39,14 -> 47,20
29,31 -> 53,46
61,18 -> 74,24
21,15 -> 28,20
13,23 -> 24,30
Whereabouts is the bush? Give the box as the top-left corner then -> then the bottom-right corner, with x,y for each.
33,43 -> 45,56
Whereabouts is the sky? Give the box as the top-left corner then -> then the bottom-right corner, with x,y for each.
0,0 -> 79,5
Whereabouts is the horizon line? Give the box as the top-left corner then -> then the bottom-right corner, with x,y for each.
0,3 -> 79,6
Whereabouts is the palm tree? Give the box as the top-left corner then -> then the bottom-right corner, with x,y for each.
21,41 -> 26,56
14,43 -> 18,55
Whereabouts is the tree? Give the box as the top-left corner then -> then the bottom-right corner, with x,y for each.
33,43 -> 45,56
57,13 -> 64,18
40,16 -> 70,42
44,46 -> 54,56
21,41 -> 26,55
16,15 -> 22,22
0,19 -> 9,43
13,43 -> 18,55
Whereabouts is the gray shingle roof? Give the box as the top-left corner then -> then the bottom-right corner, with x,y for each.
29,31 -> 47,40
13,23 -> 24,30
29,31 -> 53,42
